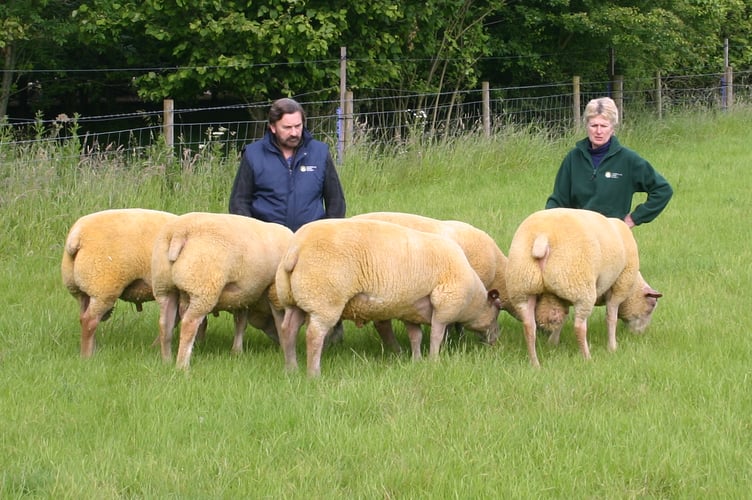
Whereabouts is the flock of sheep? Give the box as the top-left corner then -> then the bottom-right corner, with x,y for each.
61,207 -> 663,375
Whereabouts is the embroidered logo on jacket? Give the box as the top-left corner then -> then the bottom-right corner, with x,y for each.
604,171 -> 622,179
300,165 -> 318,172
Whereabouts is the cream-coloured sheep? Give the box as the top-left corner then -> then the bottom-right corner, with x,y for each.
506,208 -> 663,367
61,208 -> 178,357
351,211 -> 511,347
275,218 -> 503,376
151,212 -> 293,369
352,211 -> 510,307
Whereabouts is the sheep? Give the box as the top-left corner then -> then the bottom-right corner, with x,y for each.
61,208 -> 178,357
505,208 -> 663,367
352,211 -> 511,307
351,211 -> 511,346
151,212 -> 293,369
274,218 -> 503,376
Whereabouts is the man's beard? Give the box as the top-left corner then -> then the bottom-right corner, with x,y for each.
277,135 -> 300,149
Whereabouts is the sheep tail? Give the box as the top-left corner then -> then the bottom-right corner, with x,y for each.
281,243 -> 299,273
64,226 -> 82,257
167,235 -> 187,263
274,244 -> 300,307
532,234 -> 550,272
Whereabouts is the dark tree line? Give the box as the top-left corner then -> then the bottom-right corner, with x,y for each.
2,0 -> 750,119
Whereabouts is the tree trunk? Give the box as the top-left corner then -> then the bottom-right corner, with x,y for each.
1,45 -> 16,118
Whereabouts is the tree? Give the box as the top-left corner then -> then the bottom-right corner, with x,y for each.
74,0 -> 348,103
72,0 -> 497,106
5,0 -> 752,117
0,1 -> 85,118
0,2 -> 43,118
480,0 -> 752,87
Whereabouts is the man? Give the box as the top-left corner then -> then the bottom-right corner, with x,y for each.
229,97 -> 346,231
229,97 -> 347,343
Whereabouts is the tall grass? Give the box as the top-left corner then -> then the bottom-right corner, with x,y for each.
1,109 -> 750,498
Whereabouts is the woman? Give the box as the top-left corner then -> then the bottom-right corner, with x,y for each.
545,97 -> 673,228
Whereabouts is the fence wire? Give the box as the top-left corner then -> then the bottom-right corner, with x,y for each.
2,71 -> 750,167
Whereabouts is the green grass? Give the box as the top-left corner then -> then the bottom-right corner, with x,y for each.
1,109 -> 751,497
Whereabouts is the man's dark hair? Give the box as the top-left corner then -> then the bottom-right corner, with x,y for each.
268,98 -> 306,126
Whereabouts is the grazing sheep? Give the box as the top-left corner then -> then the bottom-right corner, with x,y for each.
61,208 -> 178,357
151,212 -> 293,369
275,218 -> 503,376
352,211 -> 511,347
352,211 -> 511,307
506,208 -> 663,367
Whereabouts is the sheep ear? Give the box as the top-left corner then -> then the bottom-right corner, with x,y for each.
644,285 -> 663,299
487,289 -> 502,308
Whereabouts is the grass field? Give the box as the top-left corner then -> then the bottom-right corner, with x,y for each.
1,109 -> 750,498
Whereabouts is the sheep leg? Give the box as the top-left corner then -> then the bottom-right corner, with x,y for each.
265,302 -> 284,345
156,294 -> 179,363
373,320 -> 403,354
573,315 -> 591,360
404,322 -> 422,360
428,317 -> 449,360
547,328 -> 562,346
196,317 -> 208,343
153,300 -> 183,347
175,299 -> 207,343
280,307 -> 306,372
232,310 -> 248,354
521,296 -> 540,368
605,301 -> 619,353
79,313 -> 99,357
79,295 -> 110,358
305,316 -> 331,377
175,312 -> 205,369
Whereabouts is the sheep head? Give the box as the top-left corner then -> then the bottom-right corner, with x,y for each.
618,274 -> 663,334
478,289 -> 502,345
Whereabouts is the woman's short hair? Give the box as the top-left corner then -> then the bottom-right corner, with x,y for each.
268,98 -> 306,126
583,97 -> 619,127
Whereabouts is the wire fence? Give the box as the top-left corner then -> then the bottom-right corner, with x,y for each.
2,70 -> 751,166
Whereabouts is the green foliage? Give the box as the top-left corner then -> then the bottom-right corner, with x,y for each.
1,106 -> 752,497
482,0 -> 752,84
5,0 -> 752,115
0,0 -> 84,116
74,0 -> 349,101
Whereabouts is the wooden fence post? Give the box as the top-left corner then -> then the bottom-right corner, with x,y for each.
482,81 -> 490,137
345,90 -> 353,154
338,46 -> 347,164
572,76 -> 581,128
163,99 -> 174,148
613,75 -> 624,123
724,66 -> 734,110
655,71 -> 662,119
